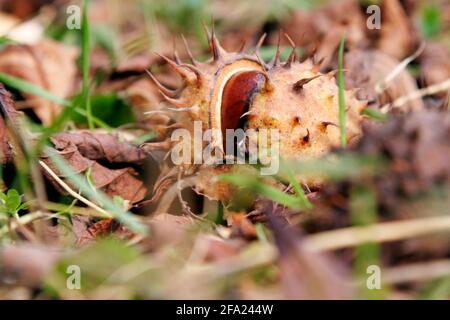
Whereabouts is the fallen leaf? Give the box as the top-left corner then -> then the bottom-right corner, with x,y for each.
0,244 -> 60,287
313,0 -> 367,66
0,83 -> 21,164
419,42 -> 450,97
141,213 -> 193,250
42,136 -> 147,205
321,109 -> 450,218
0,40 -> 78,124
275,0 -> 418,67
51,131 -> 147,164
115,53 -> 157,74
0,0 -> 54,19
0,113 -> 12,164
344,49 -> 423,110
124,77 -> 170,131
200,235 -> 243,263
377,0 -> 418,60
263,201 -> 353,299
274,0 -> 368,63
228,213 -> 257,240
75,218 -> 135,248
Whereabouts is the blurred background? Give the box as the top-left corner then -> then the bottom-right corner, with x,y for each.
0,0 -> 450,300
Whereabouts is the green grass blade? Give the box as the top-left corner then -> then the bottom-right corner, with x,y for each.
0,72 -> 68,106
255,223 -> 268,242
0,72 -> 110,131
338,36 -> 347,147
74,107 -> 111,130
220,174 -> 309,210
421,5 -> 441,38
283,154 -> 386,182
82,0 -> 94,129
361,108 -> 388,122
46,147 -> 148,235
350,185 -> 386,299
283,161 -> 313,209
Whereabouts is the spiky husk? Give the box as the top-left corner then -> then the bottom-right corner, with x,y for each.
150,29 -> 367,201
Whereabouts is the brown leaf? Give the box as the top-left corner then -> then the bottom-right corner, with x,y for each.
0,0 -> 55,19
359,110 -> 450,197
115,53 -> 158,74
320,110 -> 450,221
313,0 -> 367,66
263,201 -> 353,299
271,10 -> 318,51
0,113 -> 12,165
139,213 -> 193,250
420,42 -> 450,97
200,235 -> 243,263
0,40 -> 78,124
0,244 -> 60,287
274,0 -> 367,61
275,0 -> 418,67
124,77 -> 174,135
42,134 -> 148,205
377,0 -> 418,60
0,83 -> 22,165
75,218 -> 135,248
51,131 -> 146,164
228,213 -> 257,240
70,215 -> 91,239
344,49 -> 423,110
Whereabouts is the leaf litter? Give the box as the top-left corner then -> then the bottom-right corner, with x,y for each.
0,0 -> 450,300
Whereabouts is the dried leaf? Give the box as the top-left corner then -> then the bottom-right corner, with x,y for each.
115,53 -> 157,73
358,110 -> 450,199
51,131 -> 146,164
42,133 -> 148,205
200,235 -> 242,263
75,218 -> 135,248
0,114 -> 12,164
125,78 -> 169,129
0,40 -> 78,124
344,49 -> 423,110
275,0 -> 367,61
228,213 -> 257,240
318,109 -> 450,223
377,0 -> 418,60
0,0 -> 54,19
420,42 -> 450,97
263,201 -> 353,299
0,83 -> 22,124
277,0 -> 417,66
140,213 -> 193,250
0,244 -> 60,287
0,83 -> 21,164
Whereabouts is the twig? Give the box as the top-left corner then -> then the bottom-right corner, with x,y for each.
303,215 -> 450,251
381,78 -> 450,113
176,171 -> 207,221
383,259 -> 450,284
337,36 -> 346,147
44,201 -> 107,217
375,42 -> 425,94
0,211 -> 45,237
154,175 -> 198,215
38,160 -> 111,218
